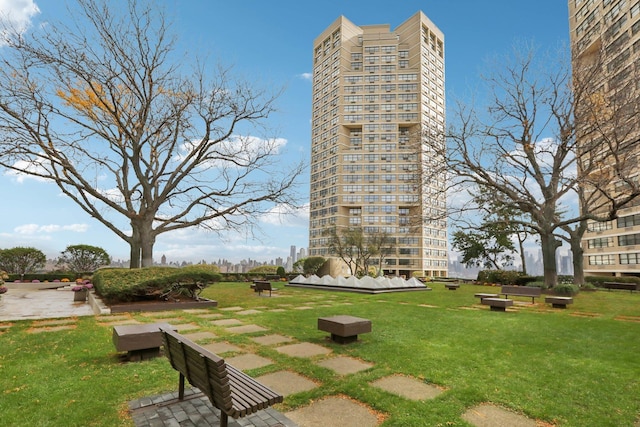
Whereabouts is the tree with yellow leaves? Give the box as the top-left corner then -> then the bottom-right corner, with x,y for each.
0,0 -> 304,268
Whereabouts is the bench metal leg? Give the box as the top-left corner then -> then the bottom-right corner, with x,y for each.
179,373 -> 185,400
220,412 -> 228,427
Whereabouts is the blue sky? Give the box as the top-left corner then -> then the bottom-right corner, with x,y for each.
0,0 -> 570,264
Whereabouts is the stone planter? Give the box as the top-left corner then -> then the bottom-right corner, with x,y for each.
73,289 -> 88,302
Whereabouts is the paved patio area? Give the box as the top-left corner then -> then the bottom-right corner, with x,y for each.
0,288 -> 96,321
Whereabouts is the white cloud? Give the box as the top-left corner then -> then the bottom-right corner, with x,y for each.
14,223 -> 88,234
260,203 -> 309,227
176,135 -> 288,169
4,159 -> 49,183
0,0 -> 40,45
299,72 -> 312,81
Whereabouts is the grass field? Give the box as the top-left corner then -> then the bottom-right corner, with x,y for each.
0,282 -> 639,426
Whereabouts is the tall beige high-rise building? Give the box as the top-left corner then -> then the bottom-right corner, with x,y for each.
308,12 -> 448,278
569,0 -> 640,277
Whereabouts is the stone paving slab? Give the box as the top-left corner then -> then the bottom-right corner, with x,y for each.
275,343 -> 331,358
461,403 -> 537,427
129,388 -> 298,427
182,309 -> 212,314
219,306 -> 244,311
181,331 -> 218,342
370,374 -> 443,401
28,324 -> 77,333
211,318 -> 243,326
225,324 -> 268,334
237,309 -> 262,315
316,356 -> 374,375
285,396 -> 380,427
225,353 -> 274,370
255,371 -> 319,396
201,342 -> 243,354
250,334 -> 294,346
32,318 -> 76,326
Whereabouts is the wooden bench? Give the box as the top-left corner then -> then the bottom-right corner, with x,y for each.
603,282 -> 638,292
318,315 -> 371,344
112,322 -> 175,361
160,328 -> 283,427
545,296 -> 573,309
252,280 -> 275,296
481,297 -> 514,312
500,285 -> 541,303
445,283 -> 460,290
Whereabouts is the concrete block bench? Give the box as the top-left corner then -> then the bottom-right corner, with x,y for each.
113,322 -> 175,361
545,296 -> 573,309
318,315 -> 371,344
481,298 -> 514,312
603,282 -> 638,292
445,283 -> 460,290
474,293 -> 499,302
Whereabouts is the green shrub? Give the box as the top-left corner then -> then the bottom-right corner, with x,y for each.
558,275 -> 575,285
527,281 -> 546,289
477,270 -> 523,285
553,283 -> 579,296
514,275 -> 537,286
92,265 -> 221,304
247,265 -> 278,275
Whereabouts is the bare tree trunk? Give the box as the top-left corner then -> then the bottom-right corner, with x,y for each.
129,227 -> 141,269
540,233 -> 561,288
571,240 -> 585,285
517,233 -> 527,274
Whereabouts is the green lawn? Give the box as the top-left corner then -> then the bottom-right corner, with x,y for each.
1,282 -> 639,426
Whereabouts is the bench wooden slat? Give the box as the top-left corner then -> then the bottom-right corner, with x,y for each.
228,365 -> 281,405
161,328 -> 283,425
500,285 -> 541,303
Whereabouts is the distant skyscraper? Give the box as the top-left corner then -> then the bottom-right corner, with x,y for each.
290,245 -> 297,263
309,12 -> 448,278
569,1 -> 640,277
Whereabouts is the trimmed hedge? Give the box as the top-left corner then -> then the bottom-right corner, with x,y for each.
586,275 -> 640,288
92,265 -> 221,304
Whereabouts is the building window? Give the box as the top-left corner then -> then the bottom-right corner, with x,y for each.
587,221 -> 613,232
587,237 -> 614,248
618,214 -> 640,228
619,233 -> 640,246
588,255 -> 616,265
619,253 -> 640,264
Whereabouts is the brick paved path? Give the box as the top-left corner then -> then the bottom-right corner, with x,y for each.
129,388 -> 298,427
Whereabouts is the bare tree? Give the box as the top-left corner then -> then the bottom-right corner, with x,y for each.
432,43 -> 640,287
326,227 -> 393,277
0,0 -> 304,268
